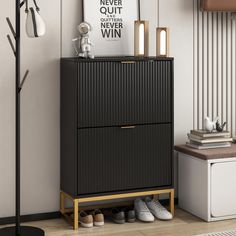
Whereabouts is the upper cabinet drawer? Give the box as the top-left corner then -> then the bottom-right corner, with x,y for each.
78,60 -> 173,128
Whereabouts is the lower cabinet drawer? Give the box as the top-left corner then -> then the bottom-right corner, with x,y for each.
77,124 -> 172,195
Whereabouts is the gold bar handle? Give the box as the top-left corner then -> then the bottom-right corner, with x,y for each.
121,61 -> 135,64
120,125 -> 136,129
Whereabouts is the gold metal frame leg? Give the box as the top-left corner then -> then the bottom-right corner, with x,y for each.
60,188 -> 175,230
170,189 -> 175,216
73,199 -> 79,230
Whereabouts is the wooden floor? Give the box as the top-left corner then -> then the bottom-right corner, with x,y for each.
2,209 -> 236,236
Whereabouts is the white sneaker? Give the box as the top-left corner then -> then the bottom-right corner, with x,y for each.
145,197 -> 173,220
134,198 -> 155,222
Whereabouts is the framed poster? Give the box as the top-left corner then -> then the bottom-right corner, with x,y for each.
83,0 -> 138,56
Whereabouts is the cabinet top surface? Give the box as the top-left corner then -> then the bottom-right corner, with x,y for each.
61,56 -> 174,63
175,144 -> 236,160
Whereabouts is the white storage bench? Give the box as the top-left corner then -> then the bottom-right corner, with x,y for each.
175,144 -> 236,222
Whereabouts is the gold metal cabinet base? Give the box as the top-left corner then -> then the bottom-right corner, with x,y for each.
60,189 -> 175,230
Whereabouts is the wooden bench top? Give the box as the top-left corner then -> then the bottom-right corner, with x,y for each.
175,144 -> 236,160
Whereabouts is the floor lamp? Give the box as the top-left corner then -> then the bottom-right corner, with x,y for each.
0,0 -> 45,235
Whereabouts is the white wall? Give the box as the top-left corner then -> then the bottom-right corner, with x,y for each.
0,0 -> 194,217
0,1 -> 60,217
61,0 -> 82,57
159,0 -> 194,145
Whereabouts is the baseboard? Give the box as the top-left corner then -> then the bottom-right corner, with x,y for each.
0,212 -> 61,225
0,198 -> 178,225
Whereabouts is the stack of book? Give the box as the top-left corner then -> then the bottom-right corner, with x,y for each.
187,130 -> 232,149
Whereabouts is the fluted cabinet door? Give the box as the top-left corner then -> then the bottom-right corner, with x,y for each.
77,124 -> 172,195
77,60 -> 172,128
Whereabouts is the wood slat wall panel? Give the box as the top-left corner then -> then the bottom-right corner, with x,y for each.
194,0 -> 236,136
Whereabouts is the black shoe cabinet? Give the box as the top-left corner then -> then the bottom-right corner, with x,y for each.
60,57 -> 174,199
